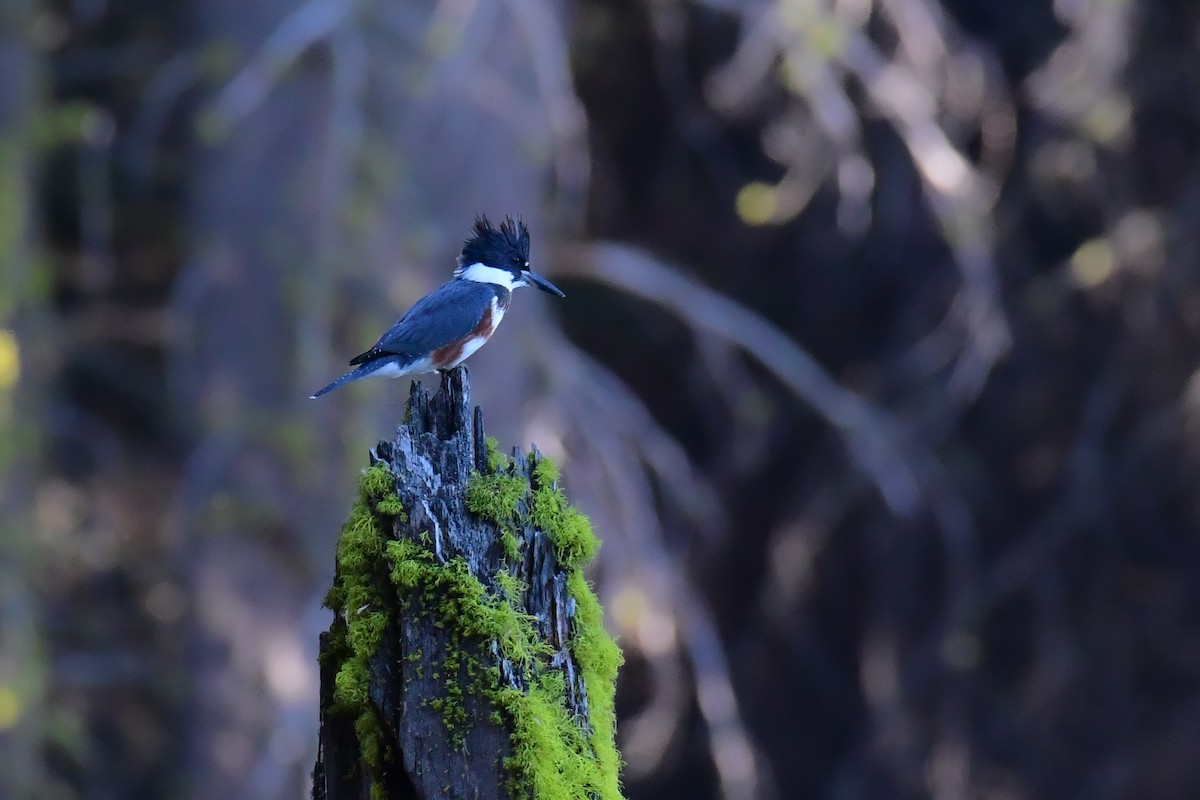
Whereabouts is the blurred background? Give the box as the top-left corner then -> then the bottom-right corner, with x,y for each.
2,0 -> 1200,797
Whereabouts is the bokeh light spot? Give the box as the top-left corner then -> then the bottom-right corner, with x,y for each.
611,583 -> 648,634
736,182 -> 777,226
0,329 -> 20,390
1083,93 -> 1132,146
0,686 -> 22,730
1070,238 -> 1116,289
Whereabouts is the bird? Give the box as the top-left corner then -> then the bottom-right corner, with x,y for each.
311,215 -> 564,398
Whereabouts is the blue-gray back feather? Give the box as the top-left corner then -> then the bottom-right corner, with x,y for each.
349,280 -> 505,366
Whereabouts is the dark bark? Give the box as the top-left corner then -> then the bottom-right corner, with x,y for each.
312,366 -> 601,800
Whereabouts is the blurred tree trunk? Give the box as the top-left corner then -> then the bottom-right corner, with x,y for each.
0,5 -> 51,796
312,367 -> 622,800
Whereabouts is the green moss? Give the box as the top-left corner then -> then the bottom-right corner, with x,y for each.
333,654 -> 371,708
466,467 -> 528,563
567,571 -> 623,790
323,463 -> 406,796
469,450 -> 600,572
356,709 -> 386,774
532,456 -> 561,485
332,452 -> 622,798
359,462 -> 402,508
494,570 -> 525,603
499,670 -> 616,800
485,435 -> 509,472
386,539 -> 550,743
465,472 -> 528,523
457,453 -> 625,796
501,530 -> 521,562
529,467 -> 598,572
525,456 -> 622,797
374,495 -> 404,516
346,611 -> 387,654
387,541 -> 549,672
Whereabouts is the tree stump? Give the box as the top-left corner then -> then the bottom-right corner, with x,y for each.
312,367 -> 623,800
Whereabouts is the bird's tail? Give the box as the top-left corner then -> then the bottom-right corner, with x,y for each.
310,363 -> 375,398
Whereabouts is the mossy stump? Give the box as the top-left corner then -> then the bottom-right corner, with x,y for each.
312,367 -> 623,800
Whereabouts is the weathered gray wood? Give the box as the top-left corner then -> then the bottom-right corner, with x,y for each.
312,366 -> 600,800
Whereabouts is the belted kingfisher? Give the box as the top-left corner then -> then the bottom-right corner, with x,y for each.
311,216 -> 564,398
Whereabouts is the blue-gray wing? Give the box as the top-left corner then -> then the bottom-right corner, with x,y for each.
349,280 -> 502,365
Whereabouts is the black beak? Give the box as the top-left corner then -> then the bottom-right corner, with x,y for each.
521,269 -> 566,298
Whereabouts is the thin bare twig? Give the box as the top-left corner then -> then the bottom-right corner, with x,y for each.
552,241 -> 925,517
506,0 -> 590,217
213,0 -> 354,124
569,401 -> 765,797
700,0 -> 1014,405
564,409 -> 692,778
538,334 -> 727,538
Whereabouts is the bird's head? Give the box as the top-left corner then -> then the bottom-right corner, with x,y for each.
455,215 -> 565,297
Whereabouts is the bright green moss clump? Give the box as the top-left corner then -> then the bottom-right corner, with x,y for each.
529,460 -> 598,571
567,570 -> 623,790
525,456 -> 622,798
466,463 -> 529,565
499,671 -> 609,800
388,538 -> 550,745
328,453 -> 622,799
387,540 -> 549,676
485,435 -> 510,472
460,452 -> 623,798
323,462 -> 406,792
500,530 -> 521,562
465,473 -> 529,524
325,463 -> 406,711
